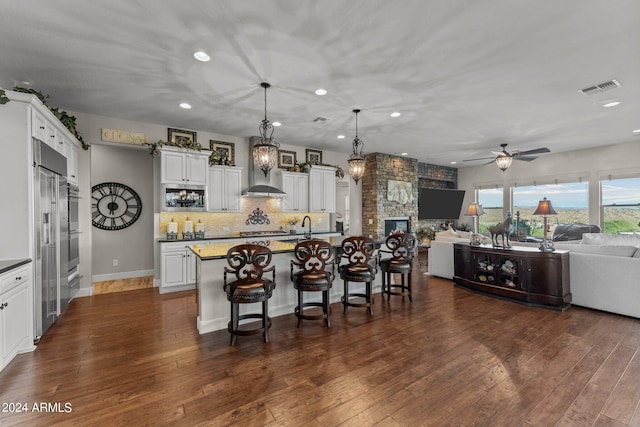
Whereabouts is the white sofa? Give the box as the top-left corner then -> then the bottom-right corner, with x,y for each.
555,233 -> 640,318
427,229 -> 476,279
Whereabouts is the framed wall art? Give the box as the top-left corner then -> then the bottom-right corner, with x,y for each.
278,149 -> 297,169
305,148 -> 323,165
387,179 -> 413,204
210,140 -> 236,165
167,128 -> 197,145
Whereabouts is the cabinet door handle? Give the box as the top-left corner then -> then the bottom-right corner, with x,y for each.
16,276 -> 22,280
40,125 -> 45,130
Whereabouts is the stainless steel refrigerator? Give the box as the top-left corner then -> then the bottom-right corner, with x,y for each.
33,139 -> 69,340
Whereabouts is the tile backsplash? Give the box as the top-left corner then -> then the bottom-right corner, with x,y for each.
159,198 -> 329,236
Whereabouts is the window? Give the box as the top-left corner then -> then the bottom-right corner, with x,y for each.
512,182 -> 589,237
601,177 -> 640,233
477,187 -> 503,233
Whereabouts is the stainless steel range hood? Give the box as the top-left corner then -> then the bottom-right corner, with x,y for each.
242,137 -> 286,198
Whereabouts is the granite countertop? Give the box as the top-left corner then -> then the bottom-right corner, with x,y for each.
158,231 -> 342,243
190,235 -> 351,260
0,258 -> 32,275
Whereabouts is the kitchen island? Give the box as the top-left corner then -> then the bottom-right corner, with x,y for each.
190,236 -> 381,335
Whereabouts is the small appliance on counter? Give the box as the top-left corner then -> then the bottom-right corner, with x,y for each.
182,218 -> 194,240
162,185 -> 207,211
167,218 -> 178,240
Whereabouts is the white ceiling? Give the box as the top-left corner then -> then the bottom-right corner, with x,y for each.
1,1 -> 639,167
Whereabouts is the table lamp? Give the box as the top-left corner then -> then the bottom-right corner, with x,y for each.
465,202 -> 486,245
533,197 -> 557,252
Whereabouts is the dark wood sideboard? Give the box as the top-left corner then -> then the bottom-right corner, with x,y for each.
453,242 -> 571,310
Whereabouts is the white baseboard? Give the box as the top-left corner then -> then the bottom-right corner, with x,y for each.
92,269 -> 155,283
73,287 -> 93,298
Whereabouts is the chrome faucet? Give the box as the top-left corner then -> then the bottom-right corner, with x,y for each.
302,215 -> 312,239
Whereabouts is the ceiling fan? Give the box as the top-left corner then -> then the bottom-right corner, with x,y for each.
463,143 -> 551,171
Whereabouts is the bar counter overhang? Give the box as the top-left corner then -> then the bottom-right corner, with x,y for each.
191,236 -> 382,335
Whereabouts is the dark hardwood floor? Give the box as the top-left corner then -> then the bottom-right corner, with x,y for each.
1,262 -> 639,426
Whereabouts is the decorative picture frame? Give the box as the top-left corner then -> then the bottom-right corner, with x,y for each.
210,140 -> 236,165
306,148 -> 323,165
278,149 -> 297,169
387,179 -> 413,204
168,128 -> 197,145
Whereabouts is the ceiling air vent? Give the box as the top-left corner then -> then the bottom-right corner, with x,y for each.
579,79 -> 621,95
312,116 -> 330,125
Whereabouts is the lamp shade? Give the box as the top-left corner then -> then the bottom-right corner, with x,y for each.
495,154 -> 513,171
533,197 -> 557,216
465,202 -> 485,217
348,109 -> 366,184
252,82 -> 280,177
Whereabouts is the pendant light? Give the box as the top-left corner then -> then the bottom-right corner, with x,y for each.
253,82 -> 280,177
348,109 -> 365,184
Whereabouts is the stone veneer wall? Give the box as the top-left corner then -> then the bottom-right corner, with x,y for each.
361,153 -> 419,240
361,153 -> 459,239
416,163 -> 460,230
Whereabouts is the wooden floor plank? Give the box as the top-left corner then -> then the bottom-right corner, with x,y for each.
1,269 -> 640,426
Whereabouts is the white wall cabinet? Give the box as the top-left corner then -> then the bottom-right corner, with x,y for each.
279,171 -> 309,212
1,263 -> 33,372
208,166 -> 243,212
29,104 -> 81,185
160,243 -> 197,294
160,147 -> 210,186
309,166 -> 336,213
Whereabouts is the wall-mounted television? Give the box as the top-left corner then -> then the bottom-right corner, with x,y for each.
418,188 -> 466,220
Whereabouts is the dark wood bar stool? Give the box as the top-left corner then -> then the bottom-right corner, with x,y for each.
379,233 -> 417,301
339,236 -> 377,315
223,244 -> 276,346
290,239 -> 335,328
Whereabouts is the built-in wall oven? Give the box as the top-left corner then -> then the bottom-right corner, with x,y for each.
67,183 -> 80,298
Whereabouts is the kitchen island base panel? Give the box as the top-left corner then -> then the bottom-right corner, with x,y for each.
195,254 -> 380,335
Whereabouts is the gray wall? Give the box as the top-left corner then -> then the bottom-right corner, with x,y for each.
90,144 -> 154,278
457,140 -> 640,228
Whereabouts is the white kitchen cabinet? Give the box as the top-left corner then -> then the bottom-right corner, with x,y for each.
66,141 -> 79,184
208,166 -> 243,212
160,147 -> 210,186
309,165 -> 336,213
160,243 -> 197,294
30,104 -> 80,184
279,171 -> 309,212
1,263 -> 33,372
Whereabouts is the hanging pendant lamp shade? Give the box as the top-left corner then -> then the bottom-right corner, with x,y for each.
348,109 -> 366,184
495,153 -> 513,172
253,83 -> 280,177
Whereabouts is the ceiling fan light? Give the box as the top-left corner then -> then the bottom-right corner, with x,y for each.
495,154 -> 513,171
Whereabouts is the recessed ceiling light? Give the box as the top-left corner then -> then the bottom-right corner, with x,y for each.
193,51 -> 210,62
633,129 -> 640,133
179,103 -> 192,109
400,152 -> 408,156
315,88 -> 327,95
21,80 -> 32,86
337,135 -> 345,139
273,122 -> 281,127
450,161 -> 457,164
390,112 -> 401,117
603,100 -> 621,108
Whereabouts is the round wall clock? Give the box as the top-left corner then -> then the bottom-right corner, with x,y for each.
91,182 -> 142,230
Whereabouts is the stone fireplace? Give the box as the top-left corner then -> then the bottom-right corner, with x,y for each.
384,217 -> 410,236
361,153 -> 458,240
